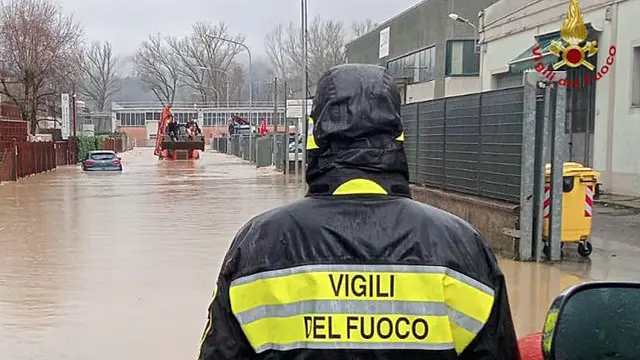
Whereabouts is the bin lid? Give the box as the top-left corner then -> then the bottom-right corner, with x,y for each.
544,162 -> 600,179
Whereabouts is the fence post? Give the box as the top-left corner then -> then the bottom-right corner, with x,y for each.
442,99 -> 447,189
11,138 -> 17,181
415,104 -> 420,183
477,92 -> 483,196
548,73 -> 567,261
519,71 -> 540,261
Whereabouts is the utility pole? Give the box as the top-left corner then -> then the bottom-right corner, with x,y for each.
273,77 -> 278,133
226,77 -> 230,107
284,81 -> 289,175
301,0 -> 309,182
71,85 -> 77,138
273,77 -> 278,166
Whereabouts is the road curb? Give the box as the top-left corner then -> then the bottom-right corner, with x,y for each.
595,200 -> 640,212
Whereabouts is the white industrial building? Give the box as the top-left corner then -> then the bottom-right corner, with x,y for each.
479,0 -> 640,196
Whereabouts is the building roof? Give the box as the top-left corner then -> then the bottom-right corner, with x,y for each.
345,0 -> 429,47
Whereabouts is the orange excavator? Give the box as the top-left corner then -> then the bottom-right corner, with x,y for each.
154,105 -> 205,160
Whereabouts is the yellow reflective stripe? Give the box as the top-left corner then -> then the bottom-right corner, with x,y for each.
396,132 -> 404,141
231,270 -> 493,322
306,117 -> 318,149
450,322 -> 476,354
229,264 -> 494,354
332,179 -> 388,195
242,314 -> 454,352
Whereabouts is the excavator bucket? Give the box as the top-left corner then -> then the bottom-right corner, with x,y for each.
155,105 -> 205,160
161,135 -> 205,151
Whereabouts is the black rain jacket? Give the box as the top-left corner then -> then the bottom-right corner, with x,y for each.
198,64 -> 519,360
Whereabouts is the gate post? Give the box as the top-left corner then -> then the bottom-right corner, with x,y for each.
519,71 -> 539,261
11,138 -> 17,181
548,73 -> 567,261
519,71 -> 567,262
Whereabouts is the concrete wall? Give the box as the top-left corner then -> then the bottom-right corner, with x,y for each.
411,185 -> 520,259
480,0 -> 640,196
444,76 -> 482,97
345,0 -> 499,100
406,81 -> 436,103
119,127 -> 147,143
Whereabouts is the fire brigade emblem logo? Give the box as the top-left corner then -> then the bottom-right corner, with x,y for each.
549,0 -> 598,70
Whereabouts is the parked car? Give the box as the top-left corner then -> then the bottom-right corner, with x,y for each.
287,136 -> 304,161
82,150 -> 122,171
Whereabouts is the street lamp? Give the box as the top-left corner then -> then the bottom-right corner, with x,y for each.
206,35 -> 254,162
196,66 -> 230,107
448,13 -> 480,53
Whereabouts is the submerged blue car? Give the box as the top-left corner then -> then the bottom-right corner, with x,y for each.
82,150 -> 122,171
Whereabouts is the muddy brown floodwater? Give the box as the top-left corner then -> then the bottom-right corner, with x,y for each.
0,147 -> 595,358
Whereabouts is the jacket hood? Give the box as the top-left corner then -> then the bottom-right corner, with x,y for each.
305,64 -> 410,197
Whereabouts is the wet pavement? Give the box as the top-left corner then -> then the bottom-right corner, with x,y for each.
0,147 -> 639,358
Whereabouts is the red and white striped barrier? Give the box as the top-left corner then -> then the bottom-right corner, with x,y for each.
584,184 -> 594,217
543,184 -> 550,219
544,183 -> 594,218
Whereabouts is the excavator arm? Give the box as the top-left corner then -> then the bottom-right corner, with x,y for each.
154,106 -> 172,156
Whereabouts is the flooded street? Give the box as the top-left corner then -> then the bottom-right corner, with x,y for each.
0,148 -> 304,359
0,147 -> 637,358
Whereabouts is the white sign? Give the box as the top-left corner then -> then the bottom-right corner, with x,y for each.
61,93 -> 70,139
82,124 -> 95,136
286,99 -> 313,119
379,27 -> 390,58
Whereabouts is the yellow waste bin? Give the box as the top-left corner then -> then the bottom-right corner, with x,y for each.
543,162 -> 599,257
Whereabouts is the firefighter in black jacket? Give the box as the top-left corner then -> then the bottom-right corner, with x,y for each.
197,64 -> 519,360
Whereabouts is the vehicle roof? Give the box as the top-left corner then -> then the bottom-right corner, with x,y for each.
89,150 -> 116,154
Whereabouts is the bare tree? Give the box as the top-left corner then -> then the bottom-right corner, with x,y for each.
132,34 -> 181,105
227,63 -> 245,101
0,0 -> 83,133
38,51 -> 84,127
351,18 -> 378,38
79,41 -> 120,111
168,22 -> 245,104
307,16 -> 347,82
265,24 -> 290,80
264,16 -> 347,90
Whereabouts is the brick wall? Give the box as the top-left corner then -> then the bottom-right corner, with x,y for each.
118,127 -> 147,143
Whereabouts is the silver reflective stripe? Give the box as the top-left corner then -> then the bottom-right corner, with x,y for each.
235,299 -> 485,336
254,341 -> 455,353
231,264 -> 494,297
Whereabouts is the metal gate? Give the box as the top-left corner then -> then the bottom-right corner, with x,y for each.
256,136 -> 273,167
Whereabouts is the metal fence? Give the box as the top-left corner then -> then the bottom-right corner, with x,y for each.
403,86 -> 525,203
212,133 -> 287,170
0,139 -> 77,182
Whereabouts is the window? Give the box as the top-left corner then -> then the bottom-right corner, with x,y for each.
117,112 -> 146,126
446,40 -> 479,76
386,46 -> 436,83
633,46 -> 640,107
203,112 -> 215,126
175,112 -> 197,124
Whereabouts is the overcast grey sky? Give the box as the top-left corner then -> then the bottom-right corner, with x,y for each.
56,0 -> 421,57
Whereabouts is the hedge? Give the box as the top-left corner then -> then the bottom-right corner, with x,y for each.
76,136 -> 103,161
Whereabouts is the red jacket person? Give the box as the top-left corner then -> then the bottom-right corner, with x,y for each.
197,63 -> 519,360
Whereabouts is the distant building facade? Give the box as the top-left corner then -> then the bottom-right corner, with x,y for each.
479,0 -> 640,196
111,101 -> 285,145
345,0 -> 500,103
